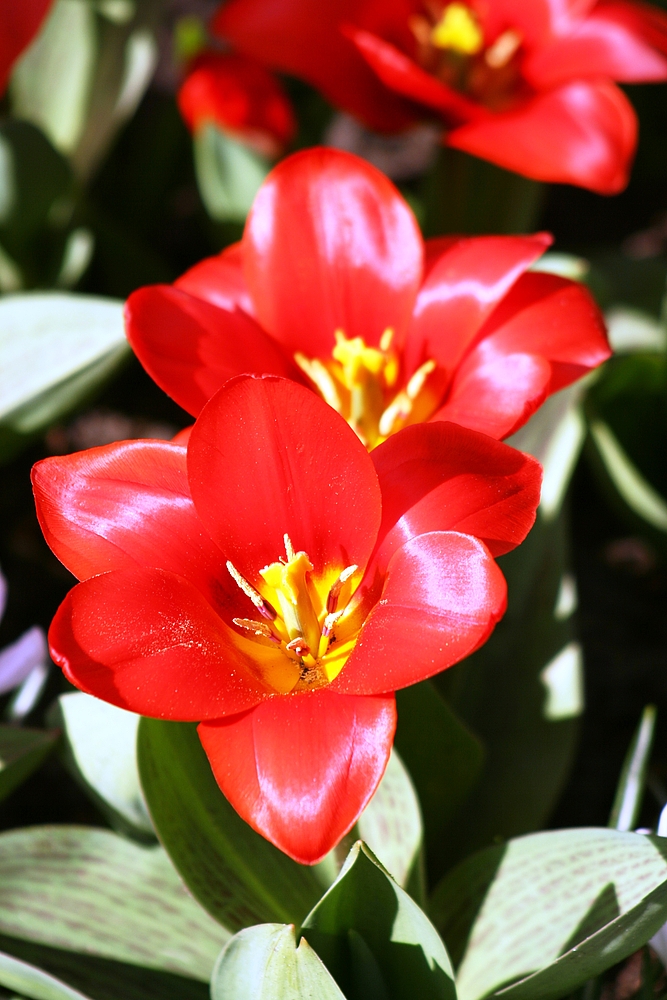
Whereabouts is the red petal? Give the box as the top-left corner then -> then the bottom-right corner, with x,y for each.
198,689 -> 396,863
175,243 -> 255,316
49,567 -> 272,720
371,421 -> 542,569
447,80 -> 637,193
177,51 -> 296,156
172,426 -> 193,446
243,147 -> 423,357
470,271 -> 611,392
525,1 -> 667,87
125,284 -> 299,417
213,0 -> 415,132
347,26 -> 486,125
404,234 -> 552,377
436,352 -> 552,439
188,375 -> 382,585
481,0 -> 597,47
32,440 -> 230,613
0,0 -> 53,93
333,531 -> 507,695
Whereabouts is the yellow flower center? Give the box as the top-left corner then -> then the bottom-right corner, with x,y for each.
227,534 -> 360,694
430,3 -> 483,55
295,329 -> 445,449
409,3 -> 524,112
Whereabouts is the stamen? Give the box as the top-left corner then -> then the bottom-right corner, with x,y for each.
485,29 -> 522,68
380,327 -> 395,352
284,533 -> 295,561
431,3 -> 483,55
285,636 -> 311,657
406,358 -> 437,399
326,564 -> 358,614
232,618 -> 280,642
294,353 -> 343,412
226,560 -> 277,620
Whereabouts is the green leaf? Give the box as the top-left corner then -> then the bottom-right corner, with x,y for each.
301,841 -> 456,1000
589,420 -> 667,532
211,924 -> 346,1000
609,705 -> 657,832
0,121 -> 72,246
57,693 -> 154,841
0,292 -> 129,460
430,828 -> 667,1000
11,0 -> 97,157
433,506 -> 580,877
0,934 -> 209,1000
0,950 -> 93,1000
395,682 -> 483,875
0,825 -> 227,980
509,384 -> 587,523
194,124 -> 269,222
137,718 -> 326,932
357,749 -> 423,894
605,307 -> 667,354
0,726 -> 59,803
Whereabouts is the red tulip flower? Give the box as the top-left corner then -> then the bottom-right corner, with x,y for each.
214,0 -> 667,192
178,51 -> 296,159
0,0 -> 54,94
127,147 -> 610,447
34,375 -> 541,863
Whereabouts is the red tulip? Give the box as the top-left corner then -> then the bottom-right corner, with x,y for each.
127,147 -> 610,446
213,0 -> 667,192
178,51 -> 296,159
0,0 -> 54,94
34,375 -> 541,863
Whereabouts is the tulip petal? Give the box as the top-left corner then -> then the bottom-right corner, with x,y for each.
32,440 -> 234,614
243,147 -> 423,357
49,567 -> 272,720
175,243 -> 255,315
334,531 -> 507,695
371,422 -> 542,569
188,375 -> 382,585
125,284 -> 299,417
470,271 -> 611,392
405,234 -> 552,376
447,80 -> 637,193
0,0 -> 54,94
214,0 -> 414,132
177,52 -> 296,155
437,352 -> 552,439
198,688 -> 396,864
525,1 -> 667,87
347,26 -> 485,124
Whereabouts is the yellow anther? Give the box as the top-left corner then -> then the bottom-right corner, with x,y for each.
294,353 -> 343,411
226,561 -> 276,620
406,358 -> 437,399
283,533 -> 295,561
431,3 -> 483,55
485,28 -> 522,68
380,327 -> 395,352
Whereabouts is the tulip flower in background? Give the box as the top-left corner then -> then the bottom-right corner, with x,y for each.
126,147 -> 611,446
0,0 -> 53,95
178,50 -> 296,159
33,375 -> 541,862
214,0 -> 667,192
